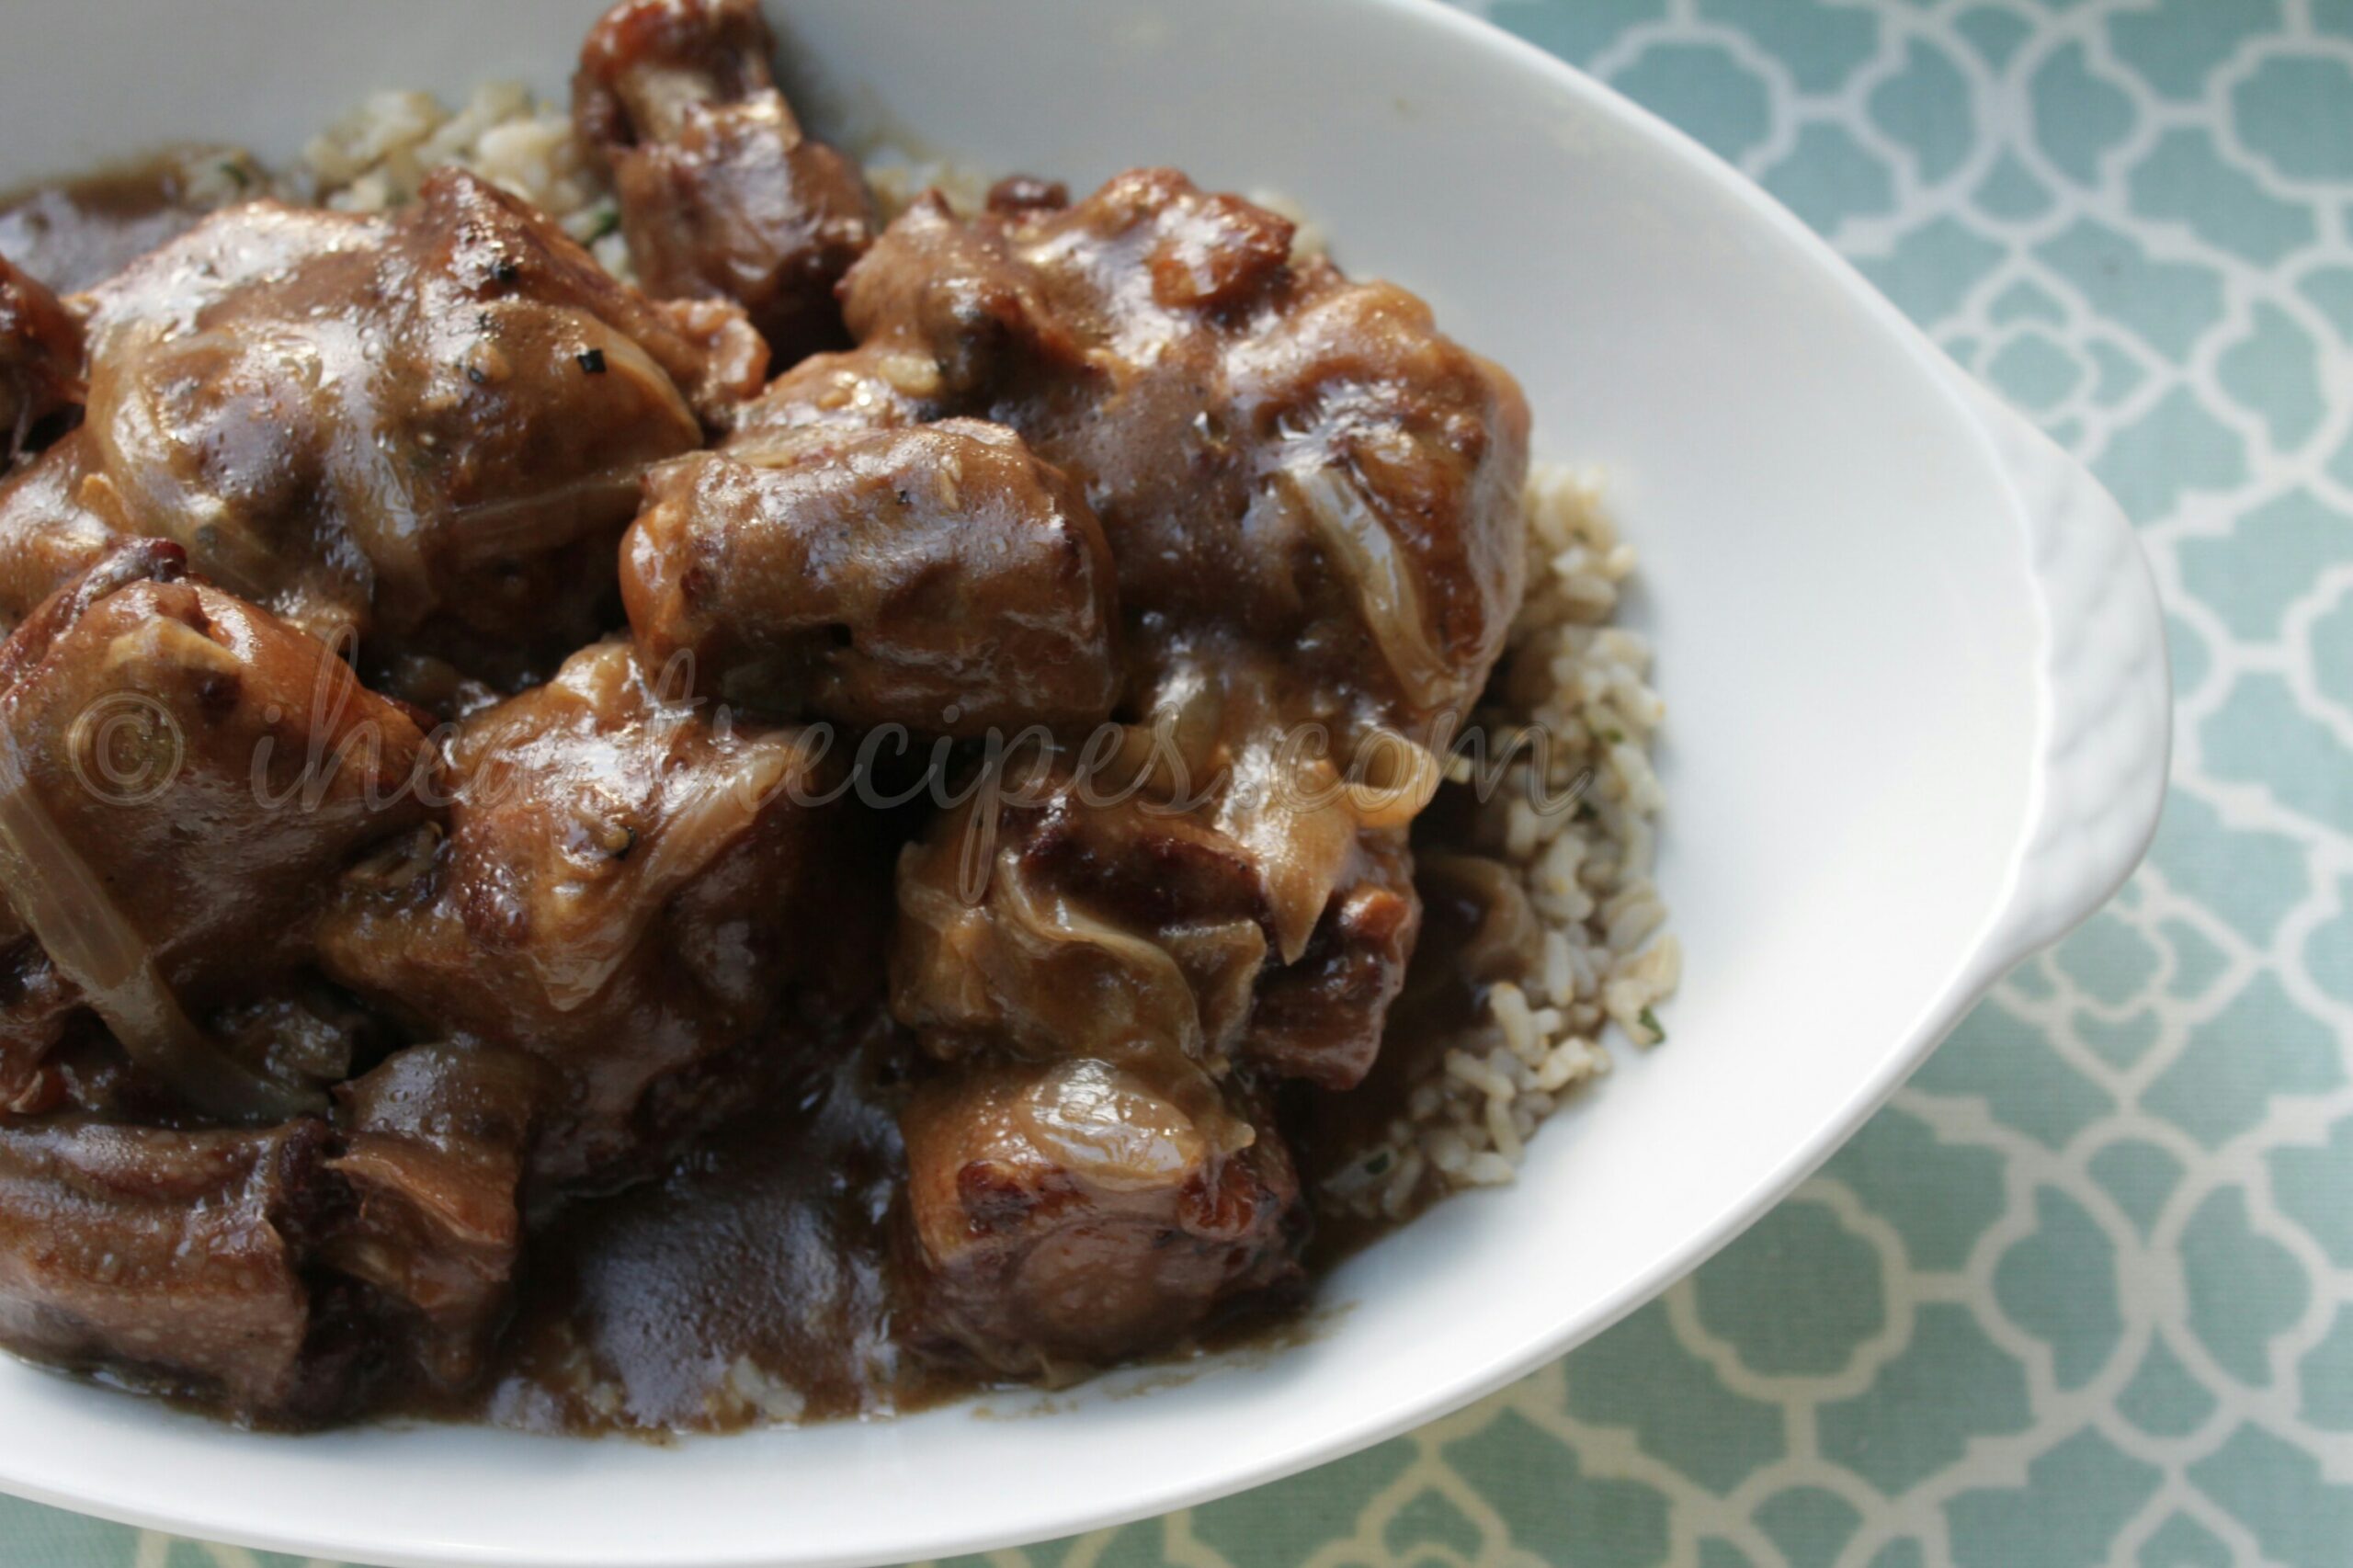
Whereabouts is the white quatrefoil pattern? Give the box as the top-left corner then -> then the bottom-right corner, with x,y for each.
2,1 -> 2348,1565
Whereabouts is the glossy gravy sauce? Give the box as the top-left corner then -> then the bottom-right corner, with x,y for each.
0,155 -> 232,294
432,791 -> 1502,1437
480,1023 -> 935,1431
1,157 -> 1529,1438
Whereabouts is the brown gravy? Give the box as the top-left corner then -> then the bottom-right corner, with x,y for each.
449,851 -> 1487,1438
0,153 -> 244,293
478,1025 -> 935,1432
0,114 -> 1538,1437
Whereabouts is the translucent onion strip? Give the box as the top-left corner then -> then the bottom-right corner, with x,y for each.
1280,463 -> 1453,711
0,727 -> 323,1120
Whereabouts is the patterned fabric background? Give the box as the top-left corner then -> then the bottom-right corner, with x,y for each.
4,0 -> 2349,1563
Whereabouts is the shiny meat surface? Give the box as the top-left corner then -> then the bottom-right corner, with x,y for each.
901,1058 -> 1302,1374
0,256 -> 83,461
1245,830 -> 1421,1090
0,543 -> 433,1120
886,710 -> 1414,1356
316,639 -> 854,1183
0,433 -> 118,642
623,418 -> 1120,734
812,169 -> 1531,741
0,44 -> 1533,1426
324,1043 -> 543,1392
891,620 -> 1439,1083
5,169 -> 765,682
0,1117 -> 328,1412
575,0 -> 875,363
892,756 -> 1273,1080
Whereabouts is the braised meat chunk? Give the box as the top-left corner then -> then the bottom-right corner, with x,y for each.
316,640 -> 853,1183
0,256 -> 84,463
0,30 -> 1551,1427
77,171 -> 763,424
830,169 -> 1529,738
901,1058 -> 1302,1374
0,433 -> 124,640
324,1043 -> 545,1391
891,658 -> 1432,1096
34,169 -> 763,682
0,1117 -> 330,1413
0,1054 -> 541,1422
1225,279 -> 1531,727
0,203 -> 380,630
892,754 -> 1272,1079
1242,830 -> 1420,1091
0,543 -> 434,1120
576,0 -> 875,364
887,719 -> 1420,1358
623,419 -> 1120,734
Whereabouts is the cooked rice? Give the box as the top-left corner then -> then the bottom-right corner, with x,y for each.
273,85 -> 1677,1219
281,82 -> 632,278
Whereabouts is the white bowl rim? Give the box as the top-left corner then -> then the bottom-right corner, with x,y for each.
0,1 -> 2171,1562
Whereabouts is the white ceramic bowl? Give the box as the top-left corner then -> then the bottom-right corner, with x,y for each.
0,3 -> 2169,1564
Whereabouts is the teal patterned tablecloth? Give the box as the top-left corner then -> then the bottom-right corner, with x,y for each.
6,1 -> 2352,1563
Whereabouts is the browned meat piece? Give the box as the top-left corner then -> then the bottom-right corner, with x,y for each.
316,640 -> 853,1183
1243,832 -> 1419,1089
839,193 -> 1080,403
892,660 -> 1427,1092
0,204 -> 381,634
0,1052 -> 537,1420
0,256 -> 84,461
324,1043 -> 546,1391
723,347 -> 938,443
832,169 -> 1529,738
1224,282 -> 1530,723
0,431 -> 119,636
892,753 -> 1271,1081
623,418 -> 1120,735
46,170 -> 763,683
0,1117 -> 330,1414
575,0 -> 875,364
0,543 -> 434,1120
983,176 -> 1069,218
77,176 -> 763,422
0,526 -> 176,693
900,1058 -> 1302,1373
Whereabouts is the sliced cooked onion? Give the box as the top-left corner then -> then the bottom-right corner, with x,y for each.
444,327 -> 699,570
1419,851 -> 1542,982
0,729 -> 324,1121
1016,1059 -> 1209,1194
1340,727 -> 1442,828
524,729 -> 803,1013
995,858 -> 1209,1052
1281,463 -> 1454,711
1217,733 -> 1358,965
